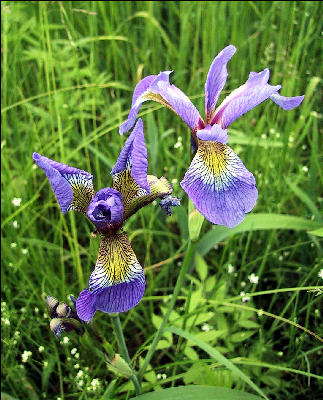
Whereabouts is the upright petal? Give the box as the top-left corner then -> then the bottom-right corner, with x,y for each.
205,45 -> 236,124
119,71 -> 202,134
213,69 -> 281,128
180,140 -> 258,228
32,153 -> 95,214
112,119 -> 149,192
76,232 -> 145,320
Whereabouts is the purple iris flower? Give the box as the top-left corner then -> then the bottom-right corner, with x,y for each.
33,119 -> 174,321
119,45 -> 304,228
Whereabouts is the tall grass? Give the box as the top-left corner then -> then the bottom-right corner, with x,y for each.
1,2 -> 322,399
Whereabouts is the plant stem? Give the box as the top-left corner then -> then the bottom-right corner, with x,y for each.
110,314 -> 142,395
138,240 -> 196,381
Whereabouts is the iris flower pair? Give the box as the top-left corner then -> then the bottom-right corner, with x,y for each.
34,45 -> 304,320
120,45 -> 304,228
33,119 -> 175,321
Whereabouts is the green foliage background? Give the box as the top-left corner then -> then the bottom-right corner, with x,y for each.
1,1 -> 322,399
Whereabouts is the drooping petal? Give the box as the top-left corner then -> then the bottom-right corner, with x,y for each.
119,71 -> 202,134
196,124 -> 228,144
112,119 -> 149,192
76,276 -> 145,321
212,69 -> 281,128
32,153 -> 95,214
205,45 -> 236,124
86,188 -> 124,233
269,93 -> 305,110
180,140 -> 258,228
76,232 -> 145,320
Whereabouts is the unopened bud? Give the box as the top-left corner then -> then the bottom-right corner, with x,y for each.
106,353 -> 133,378
46,296 -> 59,317
50,317 -> 84,338
56,303 -> 71,317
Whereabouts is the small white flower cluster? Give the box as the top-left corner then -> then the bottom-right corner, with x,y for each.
319,269 -> 323,280
157,373 -> 167,380
248,273 -> 259,285
13,220 -> 19,229
174,136 -> 183,149
39,346 -> 44,353
90,378 -> 100,390
227,264 -> 235,274
12,197 -> 22,207
22,350 -> 32,363
62,337 -> 70,344
201,323 -> 211,332
71,347 -> 80,359
240,291 -> 251,303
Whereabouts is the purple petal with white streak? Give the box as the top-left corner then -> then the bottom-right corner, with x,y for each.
180,141 -> 258,228
32,152 -> 94,214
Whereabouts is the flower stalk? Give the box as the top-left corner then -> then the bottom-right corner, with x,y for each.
110,314 -> 142,395
138,240 -> 196,381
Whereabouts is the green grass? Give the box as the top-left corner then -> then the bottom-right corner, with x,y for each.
1,1 -> 322,399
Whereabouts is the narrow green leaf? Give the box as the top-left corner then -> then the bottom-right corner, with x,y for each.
308,227 -> 323,237
131,385 -> 263,400
197,214 -> 320,256
195,253 -> 208,281
188,200 -> 205,241
164,326 -> 268,399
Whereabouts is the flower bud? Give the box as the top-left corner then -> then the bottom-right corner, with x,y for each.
106,353 -> 133,378
46,296 -> 59,317
56,302 -> 71,317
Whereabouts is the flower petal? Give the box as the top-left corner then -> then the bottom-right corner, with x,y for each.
112,119 -> 149,192
119,72 -> 202,133
180,141 -> 258,228
76,275 -> 145,321
89,233 -> 143,290
269,93 -> 305,110
196,124 -> 228,144
76,232 -> 145,320
86,188 -> 124,233
213,69 -> 281,128
32,153 -> 95,214
205,45 -> 236,124
113,172 -> 173,221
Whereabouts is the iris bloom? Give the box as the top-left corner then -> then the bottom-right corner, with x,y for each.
119,45 -> 304,227
33,119 -> 175,321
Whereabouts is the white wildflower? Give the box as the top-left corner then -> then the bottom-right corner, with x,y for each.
248,273 -> 259,285
241,281 -> 246,287
318,269 -> 323,280
277,351 -> 283,357
201,323 -> 211,332
43,361 -> 48,367
4,318 -> 10,326
74,363 -> 80,369
227,264 -> 234,274
12,197 -> 22,207
174,141 -> 182,149
39,346 -> 44,353
75,353 -> 80,359
302,166 -> 309,173
13,220 -> 19,229
171,178 -> 178,185
261,134 -> 267,139
22,248 -> 28,255
240,291 -> 251,302
71,348 -> 77,355
10,242 -> 17,248
62,336 -> 69,344
91,378 -> 100,389
77,380 -> 84,388
22,350 -> 32,363
76,370 -> 83,379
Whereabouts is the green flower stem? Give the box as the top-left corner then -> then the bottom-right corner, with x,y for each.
110,314 -> 142,395
138,240 -> 196,381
